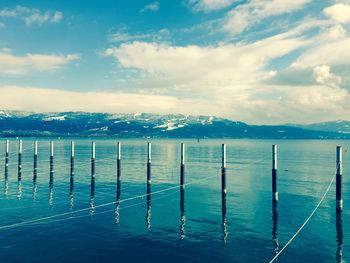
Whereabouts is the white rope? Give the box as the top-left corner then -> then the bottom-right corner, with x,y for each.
0,171 -> 219,231
25,186 -> 181,227
268,165 -> 338,263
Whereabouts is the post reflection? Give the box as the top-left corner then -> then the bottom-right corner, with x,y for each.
272,202 -> 279,256
32,167 -> 38,200
69,175 -> 74,210
32,181 -> 38,201
146,183 -> 151,230
222,193 -> 228,244
17,181 -> 22,200
180,187 -> 186,239
336,211 -> 344,263
90,179 -> 95,215
115,180 -> 121,224
49,166 -> 54,207
4,169 -> 8,196
49,182 -> 53,208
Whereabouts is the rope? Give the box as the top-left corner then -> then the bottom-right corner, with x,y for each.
25,186 -> 181,227
268,165 -> 338,263
0,171 -> 219,231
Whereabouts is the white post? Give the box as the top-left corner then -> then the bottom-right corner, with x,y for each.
272,145 -> 278,202
336,146 -> 343,211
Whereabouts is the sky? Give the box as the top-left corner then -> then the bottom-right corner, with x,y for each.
0,0 -> 350,124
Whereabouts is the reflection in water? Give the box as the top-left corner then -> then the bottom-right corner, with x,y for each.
115,180 -> 121,224
49,144 -> 54,205
49,182 -> 53,208
90,179 -> 95,215
70,146 -> 74,210
69,175 -> 74,210
4,148 -> 9,195
272,203 -> 279,256
32,182 -> 38,201
49,170 -> 54,188
33,165 -> 38,200
336,211 -> 344,263
222,193 -> 228,244
18,141 -> 22,183
146,183 -> 151,230
180,187 -> 186,239
4,170 -> 8,196
49,168 -> 54,207
17,181 -> 22,200
33,152 -> 38,182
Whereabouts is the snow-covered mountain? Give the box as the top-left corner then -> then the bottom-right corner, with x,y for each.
0,110 -> 349,139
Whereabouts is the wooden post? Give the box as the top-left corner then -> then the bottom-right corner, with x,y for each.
147,142 -> 151,184
49,141 -> 54,185
70,141 -> 74,178
18,139 -> 22,182
90,142 -> 96,214
4,140 -> 9,179
221,144 -> 227,195
221,143 -> 227,243
146,142 -> 151,228
91,141 -> 96,182
69,141 -> 74,196
180,143 -> 185,188
117,142 -> 121,182
33,140 -> 38,182
272,145 -> 278,203
32,140 -> 38,199
336,146 -> 343,211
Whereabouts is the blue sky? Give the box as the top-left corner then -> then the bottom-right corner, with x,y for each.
1,0 -> 350,124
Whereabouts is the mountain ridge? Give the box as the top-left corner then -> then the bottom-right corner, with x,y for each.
0,110 -> 349,139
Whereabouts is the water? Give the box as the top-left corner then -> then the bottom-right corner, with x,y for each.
0,139 -> 349,263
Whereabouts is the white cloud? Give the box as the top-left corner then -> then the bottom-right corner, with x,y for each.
276,85 -> 350,122
0,86 -> 219,116
24,11 -> 62,26
292,38 -> 350,67
188,0 -> 236,12
0,6 -> 63,26
0,22 -> 5,29
104,31 -> 309,93
140,2 -> 160,13
2,2 -> 350,124
224,0 -> 311,35
108,28 -> 170,43
324,3 -> 350,23
0,51 -> 79,75
312,65 -> 342,88
324,24 -> 346,39
1,83 -> 348,124
101,17 -> 350,123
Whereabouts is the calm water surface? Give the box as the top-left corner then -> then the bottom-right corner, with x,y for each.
0,139 -> 349,263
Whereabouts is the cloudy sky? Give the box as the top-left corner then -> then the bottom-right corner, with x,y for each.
1,0 -> 350,124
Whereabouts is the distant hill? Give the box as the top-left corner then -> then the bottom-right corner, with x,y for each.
0,110 -> 349,139
286,120 -> 350,134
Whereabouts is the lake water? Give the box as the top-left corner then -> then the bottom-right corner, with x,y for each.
0,139 -> 349,263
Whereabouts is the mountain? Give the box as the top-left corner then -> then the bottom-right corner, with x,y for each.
0,110 -> 349,139
286,120 -> 350,134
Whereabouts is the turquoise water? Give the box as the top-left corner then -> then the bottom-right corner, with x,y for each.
0,139 -> 349,262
